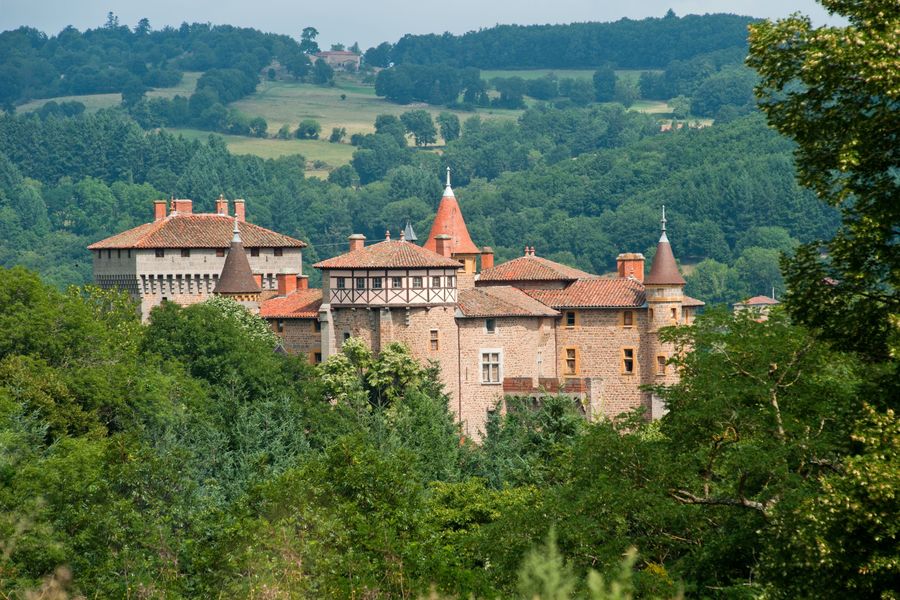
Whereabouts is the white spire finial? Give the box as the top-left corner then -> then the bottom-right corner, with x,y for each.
232,216 -> 241,243
446,166 -> 451,187
659,205 -> 669,243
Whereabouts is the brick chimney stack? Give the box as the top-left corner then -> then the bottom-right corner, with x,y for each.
171,199 -> 193,215
297,275 -> 309,290
154,200 -> 167,221
216,195 -> 228,216
617,253 -> 645,282
435,234 -> 452,257
276,272 -> 298,296
481,246 -> 494,270
233,199 -> 246,222
348,234 -> 366,252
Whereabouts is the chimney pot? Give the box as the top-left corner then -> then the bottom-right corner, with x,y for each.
233,199 -> 246,222
481,247 -> 494,271
616,252 -> 645,283
154,200 -> 167,221
435,234 -> 452,258
277,272 -> 298,296
348,234 -> 366,252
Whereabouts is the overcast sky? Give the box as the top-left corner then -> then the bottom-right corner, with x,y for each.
2,1 -> 841,49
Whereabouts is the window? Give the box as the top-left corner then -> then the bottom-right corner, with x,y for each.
656,355 -> 667,376
392,276 -> 403,288
564,347 -> 579,376
432,276 -> 441,287
216,248 -> 225,257
448,275 -> 456,287
181,249 -> 190,258
648,308 -> 654,321
413,276 -> 423,288
485,318 -> 496,333
276,319 -> 284,333
481,351 -> 501,384
355,277 -> 366,289
565,311 -> 577,328
336,277 -> 346,289
622,348 -> 635,374
313,352 -> 322,363
372,277 -> 382,289
250,248 -> 259,257
107,250 -> 112,259
274,248 -> 283,257
622,310 -> 634,328
117,249 -> 121,259
430,329 -> 439,351
313,320 -> 321,332
670,307 -> 678,322
155,249 -> 164,258
343,332 -> 351,342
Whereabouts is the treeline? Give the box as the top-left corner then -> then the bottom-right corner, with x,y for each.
0,105 -> 836,302
366,12 -> 756,69
2,268 -> 894,597
0,17 -> 311,109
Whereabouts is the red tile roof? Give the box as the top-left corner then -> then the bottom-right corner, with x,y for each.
88,214 -> 306,249
736,295 -> 779,306
313,240 -> 463,270
423,187 -> 481,255
682,295 -> 706,307
524,278 -> 646,308
260,289 -> 323,319
457,286 -> 560,318
478,254 -> 594,282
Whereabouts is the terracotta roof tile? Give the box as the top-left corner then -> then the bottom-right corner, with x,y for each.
736,295 -> 779,306
457,286 -> 560,318
88,214 -> 306,249
478,255 -> 594,282
313,240 -> 462,270
524,278 -> 646,308
423,187 -> 480,255
260,289 -> 323,318
682,295 -> 706,307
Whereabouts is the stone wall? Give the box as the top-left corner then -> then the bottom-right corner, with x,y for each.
275,318 -> 321,362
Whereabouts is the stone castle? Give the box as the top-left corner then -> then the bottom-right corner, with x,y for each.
90,172 -> 703,437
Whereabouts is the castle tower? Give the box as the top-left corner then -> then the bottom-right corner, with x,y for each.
214,216 -> 262,312
424,168 -> 481,287
643,206 -> 686,417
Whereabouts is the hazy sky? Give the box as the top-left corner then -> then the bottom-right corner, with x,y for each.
2,1 -> 841,49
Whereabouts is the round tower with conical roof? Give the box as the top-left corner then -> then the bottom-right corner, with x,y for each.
424,168 -> 482,287
214,216 -> 262,312
643,206 -> 685,415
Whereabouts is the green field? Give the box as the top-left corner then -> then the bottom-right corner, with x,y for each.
230,75 -> 521,138
17,72 -> 202,114
163,127 -> 356,164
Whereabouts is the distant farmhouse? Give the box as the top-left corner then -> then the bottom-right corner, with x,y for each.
314,50 -> 361,71
90,171 -> 703,438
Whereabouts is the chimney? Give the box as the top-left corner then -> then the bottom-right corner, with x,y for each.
154,200 -> 167,221
481,247 -> 494,270
617,253 -> 645,282
216,194 -> 228,216
297,275 -> 309,290
277,272 -> 298,296
435,234 -> 452,257
348,233 -> 366,252
233,199 -> 246,222
171,199 -> 192,215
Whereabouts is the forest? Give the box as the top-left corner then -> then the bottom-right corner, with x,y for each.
0,0 -> 898,597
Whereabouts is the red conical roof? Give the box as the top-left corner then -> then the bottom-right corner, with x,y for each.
645,233 -> 686,286
424,184 -> 480,255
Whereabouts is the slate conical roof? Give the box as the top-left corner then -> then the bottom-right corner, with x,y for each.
214,218 -> 262,295
423,169 -> 480,255
645,206 -> 686,286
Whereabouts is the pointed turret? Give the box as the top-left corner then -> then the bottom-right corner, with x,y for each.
645,205 -> 686,286
403,220 -> 418,242
215,217 -> 262,304
424,167 -> 480,256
